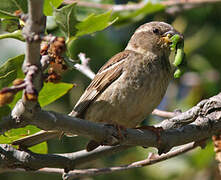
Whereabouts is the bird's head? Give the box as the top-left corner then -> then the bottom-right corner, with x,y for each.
126,21 -> 184,56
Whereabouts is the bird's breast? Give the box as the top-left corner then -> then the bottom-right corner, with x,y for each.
85,55 -> 172,128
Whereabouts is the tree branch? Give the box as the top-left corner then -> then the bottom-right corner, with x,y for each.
63,142 -> 199,179
0,142 -> 200,179
1,93 -> 221,159
0,144 -> 129,170
22,0 -> 45,91
10,0 -> 46,118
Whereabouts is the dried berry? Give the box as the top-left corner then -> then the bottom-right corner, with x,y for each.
0,92 -> 15,106
13,78 -> 24,86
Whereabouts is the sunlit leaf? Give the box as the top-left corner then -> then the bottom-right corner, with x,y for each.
75,10 -> 118,37
0,30 -> 25,41
44,0 -> 63,16
39,82 -> 74,107
0,125 -> 41,143
54,3 -> 117,42
0,120 -> 47,154
29,142 -> 48,154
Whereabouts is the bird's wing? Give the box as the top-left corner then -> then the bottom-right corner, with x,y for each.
70,50 -> 130,118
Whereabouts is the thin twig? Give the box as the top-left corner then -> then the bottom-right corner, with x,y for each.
63,142 -> 198,179
0,142 -> 199,178
151,109 -> 175,118
34,142 -> 197,179
63,0 -> 221,12
73,53 -> 95,80
0,144 -> 129,170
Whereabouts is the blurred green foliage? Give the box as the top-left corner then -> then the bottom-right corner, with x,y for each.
0,0 -> 221,179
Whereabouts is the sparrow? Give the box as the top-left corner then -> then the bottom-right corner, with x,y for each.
13,22 -> 183,150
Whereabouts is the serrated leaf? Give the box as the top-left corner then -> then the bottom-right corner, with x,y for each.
54,3 -> 78,38
54,4 -> 117,41
44,0 -> 63,16
0,54 -> 25,90
39,82 -> 74,107
75,10 -> 118,37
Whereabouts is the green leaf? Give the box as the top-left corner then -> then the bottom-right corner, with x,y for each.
39,82 -> 74,107
8,91 -> 22,108
0,0 -> 27,19
0,0 -> 18,18
29,142 -> 48,154
0,10 -> 17,19
54,4 -> 117,42
189,141 -> 215,169
44,0 -> 63,16
0,123 -> 47,153
54,3 -> 78,39
0,125 -> 40,144
115,2 -> 165,23
75,5 -> 105,21
75,10 -> 118,37
0,30 -> 25,41
1,19 -> 20,32
0,54 -> 25,90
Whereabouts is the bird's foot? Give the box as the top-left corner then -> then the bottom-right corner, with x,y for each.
135,125 -> 163,144
86,124 -> 127,152
113,124 -> 127,140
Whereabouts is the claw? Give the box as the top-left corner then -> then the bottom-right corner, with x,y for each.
136,125 -> 163,144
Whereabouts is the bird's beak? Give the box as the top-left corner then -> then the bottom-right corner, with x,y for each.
163,30 -> 184,39
162,30 -> 184,45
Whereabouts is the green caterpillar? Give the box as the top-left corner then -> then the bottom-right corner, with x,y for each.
170,34 -> 185,78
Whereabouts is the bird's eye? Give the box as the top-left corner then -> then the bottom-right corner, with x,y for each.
153,28 -> 159,34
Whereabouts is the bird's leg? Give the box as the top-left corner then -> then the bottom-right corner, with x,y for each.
114,124 -> 127,140
104,123 -> 127,141
86,124 -> 127,152
135,126 -> 163,144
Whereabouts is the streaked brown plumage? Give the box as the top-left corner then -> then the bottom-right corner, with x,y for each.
13,22 -> 183,149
